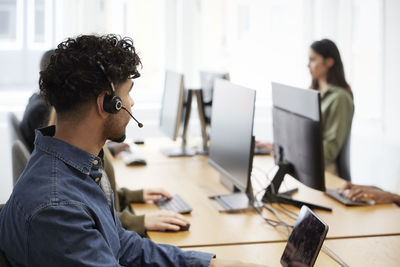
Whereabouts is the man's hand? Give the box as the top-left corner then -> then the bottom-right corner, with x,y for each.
210,259 -> 268,267
255,141 -> 274,153
143,188 -> 172,202
339,182 -> 396,204
144,210 -> 190,231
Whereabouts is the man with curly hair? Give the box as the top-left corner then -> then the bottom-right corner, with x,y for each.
0,34 -> 265,267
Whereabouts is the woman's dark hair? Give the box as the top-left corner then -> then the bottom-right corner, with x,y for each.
39,34 -> 142,114
310,39 -> 352,95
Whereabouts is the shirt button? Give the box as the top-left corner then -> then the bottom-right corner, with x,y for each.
93,159 -> 99,165
94,177 -> 100,183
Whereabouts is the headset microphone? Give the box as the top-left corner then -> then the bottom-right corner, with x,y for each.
121,106 -> 143,128
97,61 -> 143,128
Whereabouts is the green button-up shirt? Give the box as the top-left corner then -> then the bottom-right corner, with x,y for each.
320,85 -> 354,163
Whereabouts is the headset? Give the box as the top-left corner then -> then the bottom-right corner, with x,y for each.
97,61 -> 143,128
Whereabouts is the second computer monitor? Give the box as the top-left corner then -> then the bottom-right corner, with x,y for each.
208,79 -> 256,193
271,82 -> 325,191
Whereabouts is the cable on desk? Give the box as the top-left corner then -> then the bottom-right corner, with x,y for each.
321,244 -> 350,267
252,171 -> 297,222
253,166 -> 349,266
251,186 -> 293,236
276,203 -> 298,220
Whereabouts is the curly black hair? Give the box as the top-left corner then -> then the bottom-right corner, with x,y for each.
39,34 -> 142,114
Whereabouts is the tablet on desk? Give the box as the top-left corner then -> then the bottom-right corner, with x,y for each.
281,206 -> 328,267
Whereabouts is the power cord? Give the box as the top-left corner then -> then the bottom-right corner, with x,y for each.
252,166 -> 349,266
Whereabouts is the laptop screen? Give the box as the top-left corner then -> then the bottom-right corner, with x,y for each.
281,206 -> 328,267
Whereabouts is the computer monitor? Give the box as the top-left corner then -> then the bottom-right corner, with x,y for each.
199,71 -> 230,124
193,71 -> 230,155
262,82 -> 331,212
208,79 -> 257,211
159,70 -> 195,156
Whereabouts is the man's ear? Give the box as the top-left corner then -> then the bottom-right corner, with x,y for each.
325,57 -> 335,69
96,91 -> 109,119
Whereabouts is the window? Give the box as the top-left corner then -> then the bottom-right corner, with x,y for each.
0,0 -> 22,49
351,0 -> 383,120
27,0 -> 53,49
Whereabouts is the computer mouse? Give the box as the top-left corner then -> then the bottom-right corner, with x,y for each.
127,158 -> 147,166
133,139 -> 145,145
178,223 -> 190,231
161,223 -> 190,232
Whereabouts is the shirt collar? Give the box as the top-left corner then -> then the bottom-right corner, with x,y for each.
320,84 -> 336,98
34,126 -> 104,176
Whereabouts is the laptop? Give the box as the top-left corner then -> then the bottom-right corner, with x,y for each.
325,189 -> 375,206
281,206 -> 328,267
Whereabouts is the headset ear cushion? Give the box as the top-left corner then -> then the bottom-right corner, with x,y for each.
103,94 -> 122,114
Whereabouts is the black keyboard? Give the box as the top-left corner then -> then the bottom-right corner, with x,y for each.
155,194 -> 192,214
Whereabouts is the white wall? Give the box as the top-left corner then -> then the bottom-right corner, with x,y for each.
383,0 -> 400,144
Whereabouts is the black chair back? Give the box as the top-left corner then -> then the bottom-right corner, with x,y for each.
8,112 -> 24,144
336,129 -> 352,181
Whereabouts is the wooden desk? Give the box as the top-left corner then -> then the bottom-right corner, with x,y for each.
114,139 -> 400,247
185,235 -> 400,267
115,156 -> 288,247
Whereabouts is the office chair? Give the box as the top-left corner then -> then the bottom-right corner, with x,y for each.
12,139 -> 31,186
336,129 -> 352,181
8,113 -> 24,144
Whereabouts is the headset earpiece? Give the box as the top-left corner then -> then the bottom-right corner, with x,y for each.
103,93 -> 122,114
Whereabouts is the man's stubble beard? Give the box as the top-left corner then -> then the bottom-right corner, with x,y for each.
103,115 -> 127,143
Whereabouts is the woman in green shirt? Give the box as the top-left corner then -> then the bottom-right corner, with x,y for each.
308,39 -> 354,175
256,39 -> 354,177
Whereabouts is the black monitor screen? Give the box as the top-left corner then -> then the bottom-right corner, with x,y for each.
208,79 -> 255,192
159,71 -> 184,141
272,82 -> 325,191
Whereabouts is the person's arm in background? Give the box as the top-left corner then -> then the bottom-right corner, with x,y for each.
104,147 -> 190,234
119,188 -> 190,232
254,141 -> 274,153
339,183 -> 400,205
322,91 -> 354,162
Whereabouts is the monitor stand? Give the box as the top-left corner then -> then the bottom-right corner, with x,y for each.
161,140 -> 196,157
192,89 -> 209,155
209,174 -> 261,212
261,162 -> 332,212
162,89 -> 196,157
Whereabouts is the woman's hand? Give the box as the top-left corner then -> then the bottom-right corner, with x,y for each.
339,183 -> 396,204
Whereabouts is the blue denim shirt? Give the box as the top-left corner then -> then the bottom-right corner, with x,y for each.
0,126 -> 214,266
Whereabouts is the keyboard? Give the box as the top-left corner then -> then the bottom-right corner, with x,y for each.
325,189 -> 374,206
119,150 -> 147,166
155,194 -> 192,214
